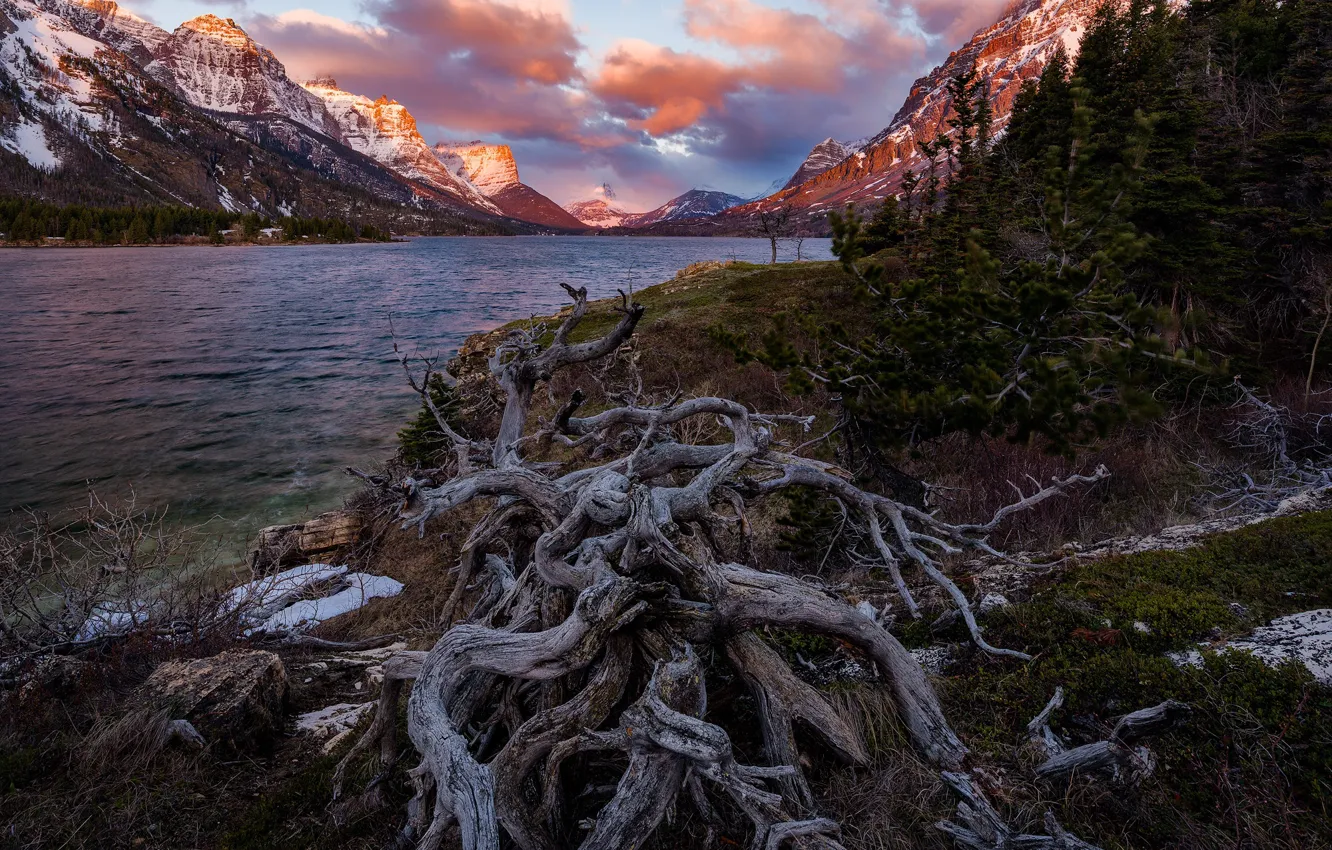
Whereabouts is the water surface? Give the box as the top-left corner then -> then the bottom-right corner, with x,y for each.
0,236 -> 831,553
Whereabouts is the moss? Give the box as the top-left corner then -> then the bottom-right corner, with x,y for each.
996,510 -> 1332,655
0,743 -> 44,793
219,754 -> 340,850
765,628 -> 836,659
937,510 -> 1332,847
495,260 -> 858,350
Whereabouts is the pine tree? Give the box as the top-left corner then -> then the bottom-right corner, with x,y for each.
125,214 -> 151,245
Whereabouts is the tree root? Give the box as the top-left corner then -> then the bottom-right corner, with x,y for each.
333,285 -> 1118,850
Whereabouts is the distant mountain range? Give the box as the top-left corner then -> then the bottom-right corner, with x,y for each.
0,1 -> 578,231
562,188 -> 748,230
1,0 -> 1112,236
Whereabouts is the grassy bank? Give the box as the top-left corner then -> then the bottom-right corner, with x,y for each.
3,258 -> 1329,849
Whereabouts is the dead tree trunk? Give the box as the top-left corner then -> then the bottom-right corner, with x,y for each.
339,285 -> 1112,849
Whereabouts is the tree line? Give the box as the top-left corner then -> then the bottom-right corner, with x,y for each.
0,197 -> 394,245
725,0 -> 1329,457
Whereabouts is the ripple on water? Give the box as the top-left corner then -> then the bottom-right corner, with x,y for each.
0,236 -> 833,545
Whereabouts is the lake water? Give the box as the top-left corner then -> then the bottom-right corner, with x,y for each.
0,236 -> 831,556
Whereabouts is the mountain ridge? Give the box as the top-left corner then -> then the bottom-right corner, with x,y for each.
719,0 -> 1108,233
0,0 -> 575,230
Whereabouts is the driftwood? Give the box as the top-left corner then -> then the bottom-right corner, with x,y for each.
1035,700 -> 1190,783
338,285 -> 1112,849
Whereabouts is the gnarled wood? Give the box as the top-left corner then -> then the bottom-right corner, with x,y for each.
343,285 -> 1116,850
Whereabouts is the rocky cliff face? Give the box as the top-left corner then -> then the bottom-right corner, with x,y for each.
432,140 -> 586,229
301,80 -> 501,214
433,141 -> 520,195
148,15 -> 340,138
563,197 -> 640,229
782,138 -> 862,191
728,0 -> 1107,229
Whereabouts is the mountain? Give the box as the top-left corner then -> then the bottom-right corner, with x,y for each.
148,15 -> 341,139
434,142 -> 519,194
782,138 -> 863,190
300,81 -> 501,215
630,189 -> 746,228
0,0 -> 569,231
725,0 -> 1107,231
563,197 -> 639,229
434,141 -> 584,229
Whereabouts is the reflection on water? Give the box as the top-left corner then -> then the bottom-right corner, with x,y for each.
0,236 -> 832,554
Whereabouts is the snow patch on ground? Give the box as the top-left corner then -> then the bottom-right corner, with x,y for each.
0,119 -> 59,170
258,573 -> 404,633
222,562 -> 348,622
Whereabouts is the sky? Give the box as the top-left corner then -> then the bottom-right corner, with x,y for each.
122,0 -> 1011,210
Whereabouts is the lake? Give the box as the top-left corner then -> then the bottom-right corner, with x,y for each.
0,236 -> 832,558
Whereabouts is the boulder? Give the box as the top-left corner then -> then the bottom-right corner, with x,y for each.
16,655 -> 95,702
248,523 -> 303,574
1170,609 -> 1332,685
139,650 -> 288,750
298,511 -> 363,555
248,510 -> 363,575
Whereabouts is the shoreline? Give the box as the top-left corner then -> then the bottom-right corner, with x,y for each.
0,238 -> 408,249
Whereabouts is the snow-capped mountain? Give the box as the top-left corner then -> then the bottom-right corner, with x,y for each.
0,0 -> 507,230
563,191 -> 641,229
631,189 -> 746,228
728,0 -> 1108,228
301,81 -> 501,215
39,0 -> 167,63
434,142 -> 519,194
432,141 -> 585,229
782,138 -> 864,190
0,0 -> 582,229
148,15 -> 340,138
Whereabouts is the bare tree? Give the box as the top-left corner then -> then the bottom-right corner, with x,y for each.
756,203 -> 793,264
337,285 -> 1116,850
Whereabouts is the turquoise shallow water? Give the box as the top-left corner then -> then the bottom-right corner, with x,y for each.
0,236 -> 832,552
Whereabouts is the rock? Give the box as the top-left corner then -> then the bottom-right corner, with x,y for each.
296,702 -> 375,753
910,646 -> 954,675
247,510 -> 363,575
248,523 -> 303,574
979,593 -> 1010,615
1169,609 -> 1332,685
17,655 -> 95,701
297,511 -> 363,555
139,650 -> 289,750
1133,621 -> 1152,634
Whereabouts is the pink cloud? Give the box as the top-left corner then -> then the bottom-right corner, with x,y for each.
247,0 -> 1017,206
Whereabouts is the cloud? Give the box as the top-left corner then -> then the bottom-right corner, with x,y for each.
583,0 -> 929,179
249,1 -> 595,140
246,0 -> 1011,207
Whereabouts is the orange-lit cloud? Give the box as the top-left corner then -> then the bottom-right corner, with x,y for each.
247,0 -> 1015,207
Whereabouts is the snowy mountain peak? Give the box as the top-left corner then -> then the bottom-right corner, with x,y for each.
150,12 -> 338,137
432,142 -> 520,196
300,80 -> 503,215
631,189 -> 746,228
177,14 -> 251,48
783,138 -> 863,190
739,0 -> 1111,223
34,0 -> 169,59
563,197 -> 638,229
